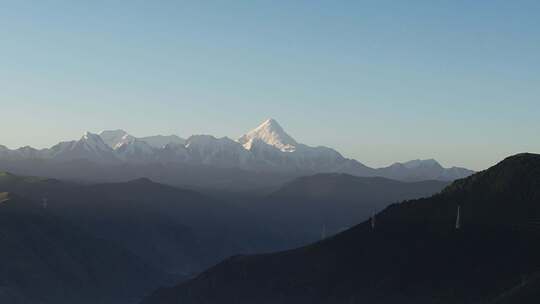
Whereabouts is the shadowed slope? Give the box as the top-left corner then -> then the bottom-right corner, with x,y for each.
0,173 -> 285,277
252,174 -> 448,245
141,153 -> 540,304
0,193 -> 166,304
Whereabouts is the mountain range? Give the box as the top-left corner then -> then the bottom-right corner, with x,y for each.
0,172 -> 271,278
141,153 -> 540,304
0,169 -> 450,304
0,119 -> 473,188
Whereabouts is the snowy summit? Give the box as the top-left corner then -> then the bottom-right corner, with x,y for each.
0,118 -> 474,181
238,118 -> 298,152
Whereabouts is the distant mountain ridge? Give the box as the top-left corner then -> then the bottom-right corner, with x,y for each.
0,119 -> 473,182
250,173 -> 449,245
0,172 -> 274,277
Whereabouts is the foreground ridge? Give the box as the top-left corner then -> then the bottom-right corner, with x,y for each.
141,153 -> 540,304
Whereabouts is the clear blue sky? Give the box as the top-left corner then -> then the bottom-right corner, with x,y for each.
1,1 -> 539,170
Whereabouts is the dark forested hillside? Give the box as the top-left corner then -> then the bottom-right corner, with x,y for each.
0,193 -> 166,304
142,153 -> 540,304
0,166 -> 477,304
0,173 -> 278,277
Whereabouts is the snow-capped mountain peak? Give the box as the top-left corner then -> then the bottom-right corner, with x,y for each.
80,132 -> 111,152
114,138 -> 156,162
113,134 -> 137,149
238,118 -> 298,152
139,135 -> 186,148
99,130 -> 135,149
0,120 -> 475,182
99,130 -> 185,150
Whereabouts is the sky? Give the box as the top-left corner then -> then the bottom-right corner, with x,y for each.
1,1 -> 539,171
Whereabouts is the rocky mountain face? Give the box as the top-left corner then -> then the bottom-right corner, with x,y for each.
141,153 -> 540,304
0,119 -> 473,187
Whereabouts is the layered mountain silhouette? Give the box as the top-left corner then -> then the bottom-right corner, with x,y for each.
0,191 -> 166,304
0,172 -> 275,277
250,174 -> 449,245
141,153 -> 540,304
0,169 -> 449,304
0,119 -> 473,190
0,170 -> 447,278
